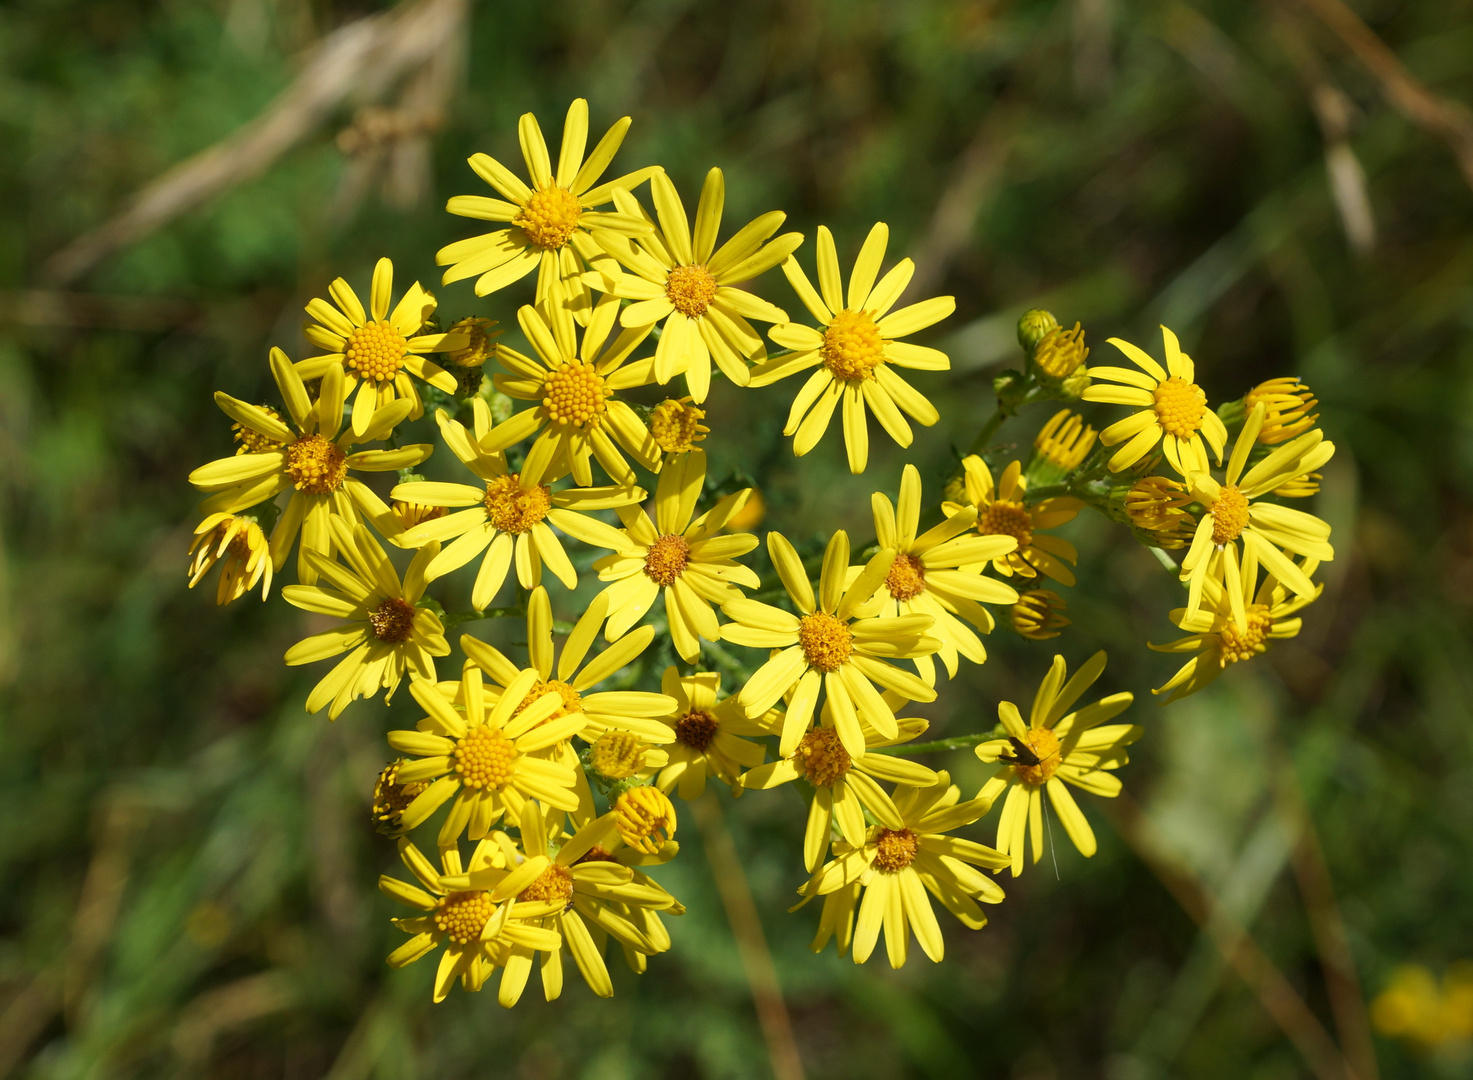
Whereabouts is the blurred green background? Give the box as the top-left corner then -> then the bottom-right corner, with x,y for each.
2,0 -> 1471,1076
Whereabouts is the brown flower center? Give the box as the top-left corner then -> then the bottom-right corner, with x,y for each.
885,553 -> 926,601
821,308 -> 886,381
1210,486 -> 1250,545
1152,376 -> 1207,439
978,499 -> 1034,549
665,264 -> 718,318
872,827 -> 919,873
482,473 -> 552,534
345,320 -> 408,384
572,845 -> 619,866
434,890 -> 495,945
286,433 -> 347,495
542,361 -> 610,429
369,597 -> 416,643
792,727 -> 851,787
674,710 -> 719,751
644,534 -> 690,585
452,727 -> 519,790
371,759 -> 428,836
798,612 -> 853,673
515,183 -> 583,250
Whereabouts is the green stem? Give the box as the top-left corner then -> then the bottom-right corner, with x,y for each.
870,732 -> 994,755
968,406 -> 1008,455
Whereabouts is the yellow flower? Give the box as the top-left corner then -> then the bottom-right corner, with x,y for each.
443,316 -> 501,369
436,99 -> 658,317
1123,475 -> 1197,549
391,406 -> 644,610
1244,377 -> 1318,445
721,530 -> 941,758
1032,322 -> 1089,380
297,257 -> 465,438
799,772 -> 1007,967
850,464 -> 1020,682
749,223 -> 955,474
1150,553 -> 1319,703
187,512 -> 272,603
483,295 -> 660,487
649,668 -> 771,800
647,397 -> 709,456
1082,325 -> 1229,474
558,449 -> 758,663
188,350 -> 429,585
281,518 -> 449,719
371,759 -> 428,837
586,729 -> 668,783
588,168 -> 801,402
743,704 -> 938,871
379,838 -> 561,1003
1033,408 -> 1097,471
943,456 -> 1082,586
613,786 -> 678,855
1009,589 -> 1070,640
976,652 -> 1138,876
1179,402 -> 1334,627
725,487 -> 766,532
1371,963 -> 1473,1050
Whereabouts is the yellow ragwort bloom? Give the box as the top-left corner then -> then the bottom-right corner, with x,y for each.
1083,325 -> 1229,475
614,786 -> 678,855
1033,408 -> 1097,471
749,223 -> 955,474
443,316 -> 501,369
647,397 -> 709,457
976,652 -> 1138,876
1010,589 -> 1070,640
1244,377 -> 1318,445
187,512 -> 272,603
372,759 -> 428,837
1124,475 -> 1197,549
650,668 -> 771,800
1032,322 -> 1089,380
1371,963 -> 1473,1050
944,456 -> 1082,586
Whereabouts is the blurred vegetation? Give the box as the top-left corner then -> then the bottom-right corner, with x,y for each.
2,0 -> 1472,1077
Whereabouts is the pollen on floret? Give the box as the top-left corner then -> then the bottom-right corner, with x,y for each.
515,183 -> 583,250
1217,604 -> 1273,665
517,863 -> 574,907
434,890 -> 496,945
792,727 -> 851,787
345,319 -> 409,384
233,405 -> 286,455
1152,376 -> 1207,439
591,730 -> 646,780
643,534 -> 690,585
369,597 -> 417,643
665,264 -> 718,318
821,309 -> 887,381
798,612 -> 853,673
978,499 -> 1034,549
541,361 -> 610,428
1210,486 -> 1250,545
674,710 -> 719,751
372,759 -> 428,836
286,433 -> 347,494
614,786 -> 676,855
453,727 -> 519,790
482,474 -> 552,533
884,553 -> 927,601
649,398 -> 708,453
1010,589 -> 1069,640
1013,727 -> 1062,786
1033,322 -> 1089,380
872,827 -> 919,873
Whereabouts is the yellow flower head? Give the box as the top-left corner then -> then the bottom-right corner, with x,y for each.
748,223 -> 955,474
187,512 -> 273,604
1123,475 -> 1197,548
652,668 -> 771,801
1033,322 -> 1089,380
648,397 -> 709,456
943,456 -> 1082,586
614,785 -> 677,855
372,759 -> 429,837
1033,408 -> 1097,472
444,316 -> 501,368
1244,377 -> 1318,445
1010,589 -> 1070,640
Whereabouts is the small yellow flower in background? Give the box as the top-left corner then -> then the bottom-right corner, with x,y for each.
437,99 -> 658,317
444,316 -> 501,368
297,257 -> 465,437
742,703 -> 938,871
749,223 -> 955,474
483,295 -> 660,487
1032,322 -> 1089,380
1010,589 -> 1070,640
1150,553 -> 1319,703
944,456 -> 1082,586
558,449 -> 758,663
648,397 -> 709,457
1033,408 -> 1097,471
1244,377 -> 1318,445
187,513 -> 272,603
379,838 -> 561,1004
372,759 -> 428,837
1124,475 -> 1197,549
799,772 -> 1007,968
281,518 -> 448,719
588,167 -> 801,402
976,652 -> 1138,876
189,351 -> 429,585
614,786 -> 677,855
850,464 -> 1020,682
1083,325 -> 1229,475
1371,962 -> 1473,1051
650,669 -> 770,800
1180,402 -> 1334,627
721,530 -> 941,758
391,407 -> 644,610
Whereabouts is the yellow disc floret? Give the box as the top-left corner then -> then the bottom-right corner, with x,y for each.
614,786 -> 676,855
345,320 -> 408,384
884,553 -> 926,601
452,728 -> 519,790
792,727 -> 851,787
1217,604 -> 1273,664
821,309 -> 887,381
515,183 -> 583,250
517,864 -> 574,907
798,612 -> 853,673
1210,486 -> 1250,545
286,433 -> 347,494
872,827 -> 919,873
482,474 -> 552,534
643,534 -> 690,585
1033,322 -> 1089,379
516,679 -> 583,722
591,730 -> 645,780
369,597 -> 417,643
665,264 -> 718,318
1013,727 -> 1062,786
541,361 -> 610,428
233,405 -> 285,455
1152,377 -> 1207,439
649,398 -> 708,453
434,890 -> 495,945
978,499 -> 1034,549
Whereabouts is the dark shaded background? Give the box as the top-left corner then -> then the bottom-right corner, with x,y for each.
1,0 -> 1470,1077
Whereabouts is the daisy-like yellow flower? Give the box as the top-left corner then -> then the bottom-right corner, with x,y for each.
379,838 -> 561,1004
975,652 -> 1139,876
943,456 -> 1082,586
390,407 -> 644,610
1179,401 -> 1335,626
372,759 -> 428,837
1244,377 -> 1318,445
297,257 -> 465,438
483,295 -> 660,487
721,530 -> 941,758
436,98 -> 658,316
187,512 -> 272,603
748,223 -> 955,474
557,449 -> 758,663
647,397 -> 709,458
850,464 -> 1020,682
743,703 -> 937,871
799,772 -> 1007,968
612,786 -> 678,856
1032,408 -> 1097,473
282,518 -> 449,719
189,351 -> 429,585
587,168 -> 801,403
1082,325 -> 1229,474
1152,553 -> 1320,703
646,668 -> 771,800
1123,475 -> 1197,549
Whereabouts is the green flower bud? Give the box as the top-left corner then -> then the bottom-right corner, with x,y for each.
1017,309 -> 1060,355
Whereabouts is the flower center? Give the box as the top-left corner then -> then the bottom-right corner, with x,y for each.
821,308 -> 886,381
872,827 -> 919,873
517,863 -> 574,907
885,553 -> 926,601
515,183 -> 583,250
643,534 -> 690,585
1210,486 -> 1250,545
1033,322 -> 1089,379
1013,727 -> 1063,786
1218,604 -> 1273,665
1152,376 -> 1207,439
371,759 -> 428,836
649,398 -> 708,453
542,361 -> 610,429
674,710 -> 718,751
798,612 -> 853,673
978,499 -> 1033,549
446,316 -> 499,368
665,264 -> 718,318
614,786 -> 676,855
792,727 -> 851,787
392,500 -> 448,529
286,433 -> 347,495
482,473 -> 552,534
590,730 -> 645,780
434,890 -> 495,945
452,727 -> 519,790
369,597 -> 416,642
233,405 -> 285,454
516,679 -> 583,722
345,319 -> 408,384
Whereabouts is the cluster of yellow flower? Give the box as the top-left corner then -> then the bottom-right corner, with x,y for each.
183,100 -> 1335,1003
